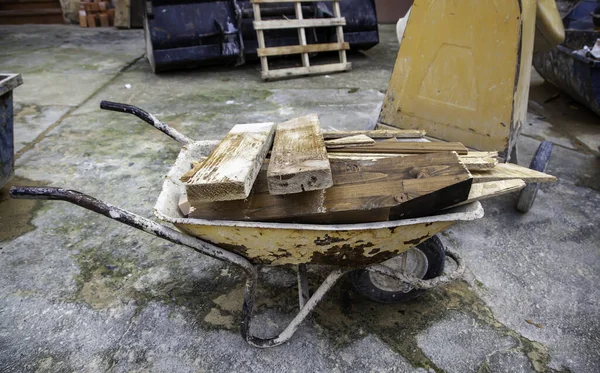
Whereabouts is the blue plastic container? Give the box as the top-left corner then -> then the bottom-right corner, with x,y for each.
533,1 -> 600,117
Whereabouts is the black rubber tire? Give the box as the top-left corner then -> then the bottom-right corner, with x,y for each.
349,235 -> 446,303
516,141 -> 553,213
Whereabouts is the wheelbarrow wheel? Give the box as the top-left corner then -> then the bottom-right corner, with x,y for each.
349,235 -> 445,303
516,141 -> 553,213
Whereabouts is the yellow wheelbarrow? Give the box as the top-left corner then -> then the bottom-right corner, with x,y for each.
10,102 -> 483,347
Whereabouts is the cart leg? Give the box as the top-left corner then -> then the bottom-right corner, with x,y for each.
509,145 -> 519,165
240,268 -> 349,348
297,264 -> 310,309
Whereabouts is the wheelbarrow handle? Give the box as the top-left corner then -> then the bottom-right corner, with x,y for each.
100,101 -> 192,145
9,186 -> 251,272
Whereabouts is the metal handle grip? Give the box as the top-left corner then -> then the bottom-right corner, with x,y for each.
100,101 -> 192,145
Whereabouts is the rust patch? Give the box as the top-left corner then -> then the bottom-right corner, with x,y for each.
310,242 -> 400,266
314,234 -> 346,246
403,234 -> 431,246
368,248 -> 380,255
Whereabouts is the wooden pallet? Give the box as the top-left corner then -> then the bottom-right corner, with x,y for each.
251,0 -> 351,80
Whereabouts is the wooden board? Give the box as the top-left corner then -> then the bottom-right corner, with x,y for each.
252,0 -> 338,3
253,18 -> 346,30
327,141 -> 469,155
461,157 -> 498,170
188,152 -> 472,223
327,152 -> 496,172
450,180 -> 526,207
261,63 -> 352,80
322,129 -> 425,139
325,134 -> 375,149
461,151 -> 499,159
257,42 -> 350,57
267,114 -> 333,195
185,122 -> 275,202
471,163 -> 557,184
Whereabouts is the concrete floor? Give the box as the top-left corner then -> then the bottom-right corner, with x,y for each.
0,25 -> 599,373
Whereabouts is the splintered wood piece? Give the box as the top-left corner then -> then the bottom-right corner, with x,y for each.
267,114 -> 333,195
180,160 -> 204,183
461,157 -> 498,170
322,129 -> 425,139
450,179 -> 526,207
188,152 -> 472,223
325,134 -> 375,149
471,163 -> 557,184
462,151 -> 499,159
186,122 -> 275,202
327,142 -> 469,155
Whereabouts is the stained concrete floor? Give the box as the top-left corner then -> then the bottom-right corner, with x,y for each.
0,25 -> 599,373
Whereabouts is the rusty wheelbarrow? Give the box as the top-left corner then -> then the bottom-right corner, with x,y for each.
9,101 -> 484,348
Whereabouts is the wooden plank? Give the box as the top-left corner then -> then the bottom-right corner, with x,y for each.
450,180 -> 526,207
267,114 -> 333,195
252,3 -> 270,74
257,42 -> 350,57
332,1 -> 347,64
188,152 -> 472,223
471,163 -> 557,184
251,0 -> 342,3
327,152 -> 496,172
185,122 -> 275,202
462,151 -> 499,159
294,1 -> 310,68
468,179 -> 526,202
327,142 -> 469,155
461,157 -> 498,170
253,18 -> 346,30
261,62 -> 351,80
325,134 -> 375,149
322,129 -> 426,139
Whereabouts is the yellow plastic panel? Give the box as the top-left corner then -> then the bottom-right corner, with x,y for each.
380,0 -> 523,152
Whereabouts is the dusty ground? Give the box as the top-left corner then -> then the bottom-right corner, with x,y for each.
0,25 -> 599,373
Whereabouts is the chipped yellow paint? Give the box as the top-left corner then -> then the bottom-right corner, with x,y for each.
174,221 -> 454,265
379,0 -> 537,153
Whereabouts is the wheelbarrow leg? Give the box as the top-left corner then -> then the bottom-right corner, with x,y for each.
240,268 -> 349,348
9,186 -> 350,348
297,264 -> 310,309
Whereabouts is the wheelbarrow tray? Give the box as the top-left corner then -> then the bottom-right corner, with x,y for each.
154,140 -> 484,266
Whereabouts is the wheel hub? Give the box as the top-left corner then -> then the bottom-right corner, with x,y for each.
368,248 -> 429,292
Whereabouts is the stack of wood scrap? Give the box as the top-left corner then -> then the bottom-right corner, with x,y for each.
179,115 -> 556,224
79,1 -> 115,27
